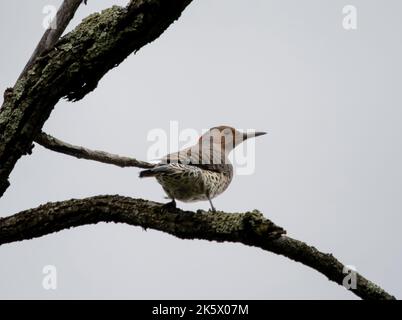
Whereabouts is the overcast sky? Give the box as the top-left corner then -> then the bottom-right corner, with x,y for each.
0,0 -> 401,299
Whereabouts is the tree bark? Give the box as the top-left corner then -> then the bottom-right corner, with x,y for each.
0,195 -> 395,300
0,0 -> 192,198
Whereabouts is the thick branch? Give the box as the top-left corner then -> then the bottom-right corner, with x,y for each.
0,195 -> 395,300
0,0 -> 193,197
18,0 -> 85,81
35,132 -> 155,169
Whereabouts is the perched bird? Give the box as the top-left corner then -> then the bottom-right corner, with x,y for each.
139,126 -> 266,211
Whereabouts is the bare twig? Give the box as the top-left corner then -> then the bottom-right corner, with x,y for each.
0,195 -> 395,300
35,132 -> 155,169
18,0 -> 85,81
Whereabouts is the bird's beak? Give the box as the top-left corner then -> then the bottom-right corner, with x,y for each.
243,131 -> 267,140
254,131 -> 267,137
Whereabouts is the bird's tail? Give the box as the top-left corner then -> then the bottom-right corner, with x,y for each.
139,169 -> 156,178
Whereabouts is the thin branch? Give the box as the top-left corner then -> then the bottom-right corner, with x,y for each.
35,132 -> 155,169
0,0 -> 193,198
0,195 -> 395,300
18,0 -> 86,82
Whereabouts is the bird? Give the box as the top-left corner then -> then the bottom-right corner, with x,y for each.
139,125 -> 267,212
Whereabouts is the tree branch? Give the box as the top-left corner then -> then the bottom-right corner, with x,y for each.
35,132 -> 155,169
0,195 -> 395,300
18,0 -> 86,81
0,0 -> 193,198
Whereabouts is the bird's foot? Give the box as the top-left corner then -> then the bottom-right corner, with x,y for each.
207,197 -> 217,213
161,199 -> 177,213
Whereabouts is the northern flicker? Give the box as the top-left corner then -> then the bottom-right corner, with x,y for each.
139,126 -> 266,211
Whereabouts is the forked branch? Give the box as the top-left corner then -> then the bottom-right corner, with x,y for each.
18,0 -> 86,81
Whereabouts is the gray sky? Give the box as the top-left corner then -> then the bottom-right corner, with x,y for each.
0,0 -> 401,299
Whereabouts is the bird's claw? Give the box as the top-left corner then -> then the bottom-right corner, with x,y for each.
161,200 -> 177,213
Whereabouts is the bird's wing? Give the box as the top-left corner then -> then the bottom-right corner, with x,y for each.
160,145 -> 198,164
160,146 -> 232,174
139,162 -> 202,178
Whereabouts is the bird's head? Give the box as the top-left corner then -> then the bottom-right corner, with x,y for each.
199,125 -> 267,154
